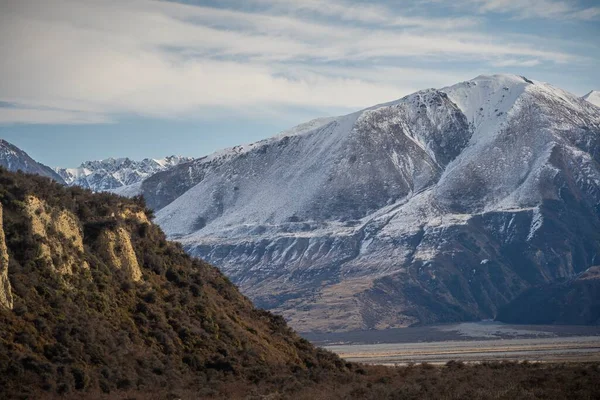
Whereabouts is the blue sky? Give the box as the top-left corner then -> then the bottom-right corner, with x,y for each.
0,0 -> 598,167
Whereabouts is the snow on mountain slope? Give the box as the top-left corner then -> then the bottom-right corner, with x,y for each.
0,139 -> 65,183
56,156 -> 192,192
157,89 -> 469,237
148,74 -> 600,332
583,90 -> 600,107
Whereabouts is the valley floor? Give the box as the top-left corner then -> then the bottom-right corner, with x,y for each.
307,322 -> 600,365
327,336 -> 600,365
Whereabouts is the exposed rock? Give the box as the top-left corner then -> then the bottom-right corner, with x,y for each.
98,227 -> 142,281
25,196 -> 88,274
0,203 -> 13,310
120,207 -> 150,224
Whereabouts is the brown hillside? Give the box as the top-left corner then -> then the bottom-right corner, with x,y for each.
0,169 -> 346,398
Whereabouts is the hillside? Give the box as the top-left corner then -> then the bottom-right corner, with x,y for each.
0,168 -> 346,398
497,266 -> 600,325
130,74 -> 600,332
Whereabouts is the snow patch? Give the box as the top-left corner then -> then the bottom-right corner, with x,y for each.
527,207 -> 543,241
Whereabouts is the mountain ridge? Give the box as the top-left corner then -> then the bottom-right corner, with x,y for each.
56,155 -> 192,192
0,139 -> 65,184
135,73 -> 600,332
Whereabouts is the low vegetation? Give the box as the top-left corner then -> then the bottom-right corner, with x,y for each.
48,361 -> 600,399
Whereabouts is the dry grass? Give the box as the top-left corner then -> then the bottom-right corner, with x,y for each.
45,361 -> 600,400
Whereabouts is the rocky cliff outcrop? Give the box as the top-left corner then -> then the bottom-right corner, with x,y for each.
0,203 -> 13,310
25,196 -> 88,275
98,227 -> 142,281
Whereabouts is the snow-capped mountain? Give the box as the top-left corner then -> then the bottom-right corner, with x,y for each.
56,156 -> 193,192
0,139 -> 65,183
583,90 -> 600,107
139,74 -> 600,332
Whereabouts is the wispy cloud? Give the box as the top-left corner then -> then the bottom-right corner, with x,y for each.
246,0 -> 482,29
456,0 -> 600,20
0,107 -> 111,125
0,0 -> 591,125
491,59 -> 542,67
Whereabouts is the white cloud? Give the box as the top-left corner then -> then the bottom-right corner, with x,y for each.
0,0 -> 586,124
247,0 -> 482,29
455,0 -> 600,20
491,59 -> 542,67
0,108 -> 112,125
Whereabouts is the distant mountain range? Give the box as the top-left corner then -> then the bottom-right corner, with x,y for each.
1,75 -> 599,332
0,139 -> 192,193
55,156 -> 193,192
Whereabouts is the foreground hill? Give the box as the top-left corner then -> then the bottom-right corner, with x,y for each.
0,169 -> 346,398
132,74 -> 600,332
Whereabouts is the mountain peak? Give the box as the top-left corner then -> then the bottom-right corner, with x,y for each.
441,74 -> 533,135
583,90 -> 600,107
0,139 -> 65,183
472,73 -> 535,84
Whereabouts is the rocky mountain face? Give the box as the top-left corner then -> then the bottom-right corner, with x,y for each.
56,156 -> 192,192
0,169 -> 348,398
0,139 -> 65,183
496,266 -> 600,325
135,74 -> 600,332
583,90 -> 600,107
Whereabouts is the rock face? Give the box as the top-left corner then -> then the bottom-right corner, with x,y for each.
56,156 -> 192,192
139,74 -> 600,332
0,139 -> 65,183
25,196 -> 88,275
98,227 -> 142,281
497,266 -> 600,325
0,204 -> 13,310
